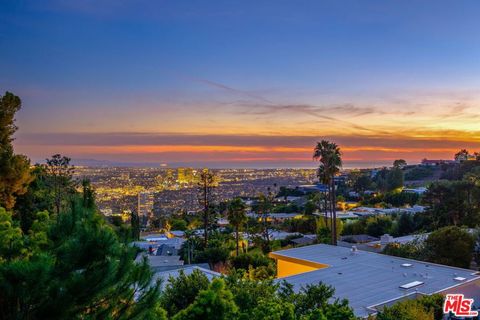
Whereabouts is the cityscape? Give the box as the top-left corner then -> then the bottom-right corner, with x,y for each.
74,166 -> 316,217
2,1 -> 480,320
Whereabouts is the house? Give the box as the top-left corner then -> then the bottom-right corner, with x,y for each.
155,244 -> 178,256
402,187 -> 427,195
135,252 -> 184,272
268,230 -> 302,240
216,218 -> 229,227
169,230 -> 185,238
275,196 -> 304,203
315,211 -> 360,220
152,265 -> 220,289
269,244 -> 480,318
421,159 -> 455,166
133,236 -> 185,250
366,233 -> 429,252
291,236 -> 315,246
340,234 -> 379,244
297,184 -> 329,193
247,212 -> 302,223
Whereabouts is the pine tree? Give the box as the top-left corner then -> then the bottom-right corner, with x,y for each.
0,92 -> 32,210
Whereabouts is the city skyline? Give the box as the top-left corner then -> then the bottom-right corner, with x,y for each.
2,1 -> 480,167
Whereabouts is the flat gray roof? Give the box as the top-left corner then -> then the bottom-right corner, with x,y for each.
273,244 -> 480,318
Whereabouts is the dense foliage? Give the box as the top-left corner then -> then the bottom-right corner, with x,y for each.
375,294 -> 444,320
383,226 -> 475,268
0,92 -> 32,210
0,198 -> 165,319
160,269 -> 356,320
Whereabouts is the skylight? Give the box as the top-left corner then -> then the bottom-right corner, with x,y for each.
399,281 -> 424,289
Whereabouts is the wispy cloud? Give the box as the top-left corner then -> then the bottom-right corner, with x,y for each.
189,78 -> 274,104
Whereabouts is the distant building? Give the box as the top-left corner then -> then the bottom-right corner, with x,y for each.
247,212 -> 302,223
402,187 -> 427,195
340,234 -> 379,244
138,191 -> 154,219
297,184 -> 328,193
155,244 -> 178,256
421,159 -> 455,166
291,236 -> 315,246
135,253 -> 184,270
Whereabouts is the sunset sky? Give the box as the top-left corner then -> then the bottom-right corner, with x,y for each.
2,0 -> 480,168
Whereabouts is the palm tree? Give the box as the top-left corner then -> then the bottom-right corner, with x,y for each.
313,140 -> 342,245
226,198 -> 247,256
197,168 -> 218,246
317,164 -> 331,227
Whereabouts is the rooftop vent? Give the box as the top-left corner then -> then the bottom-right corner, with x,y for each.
399,281 -> 424,290
454,277 -> 466,281
401,263 -> 413,268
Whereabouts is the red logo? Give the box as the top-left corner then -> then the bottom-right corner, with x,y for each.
443,294 -> 478,317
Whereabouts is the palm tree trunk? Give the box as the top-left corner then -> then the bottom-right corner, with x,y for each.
323,191 -> 328,226
203,181 -> 208,246
331,176 -> 337,245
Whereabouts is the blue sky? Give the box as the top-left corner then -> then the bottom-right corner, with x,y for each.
1,0 -> 480,167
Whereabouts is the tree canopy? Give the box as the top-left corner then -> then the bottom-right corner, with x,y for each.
0,92 -> 32,210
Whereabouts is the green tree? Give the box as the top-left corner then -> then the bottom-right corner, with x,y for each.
423,180 -> 480,228
377,301 -> 433,320
172,278 -> 238,320
386,167 -> 404,191
279,281 -> 355,320
170,218 -> 188,231
313,140 -> 342,245
250,298 -> 295,320
0,207 -> 24,261
424,226 -> 474,268
44,154 -> 76,215
81,177 -> 95,209
365,216 -> 393,237
395,213 -> 415,236
14,165 -> 56,233
393,159 -> 407,168
304,200 -> 317,215
160,269 -> 210,316
196,238 -> 231,269
382,239 -> 425,261
317,217 -> 343,243
341,219 -> 367,236
225,273 -> 280,318
0,199 -> 165,319
376,294 -> 443,320
130,210 -> 140,241
227,197 -> 248,256
0,92 -> 32,210
229,252 -> 274,277
454,148 -> 470,162
347,171 -> 373,193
